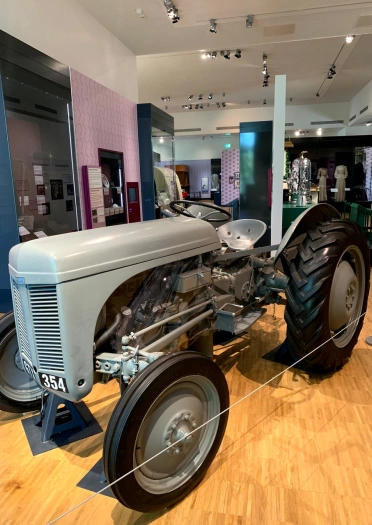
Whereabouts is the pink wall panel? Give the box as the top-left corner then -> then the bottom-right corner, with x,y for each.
221,149 -> 240,205
70,69 -> 141,227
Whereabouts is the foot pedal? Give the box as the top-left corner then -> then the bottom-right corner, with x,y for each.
216,304 -> 266,335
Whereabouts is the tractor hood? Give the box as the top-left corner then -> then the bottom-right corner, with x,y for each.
9,217 -> 221,285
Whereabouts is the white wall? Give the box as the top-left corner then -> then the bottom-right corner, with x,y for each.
349,80 -> 372,127
173,102 -> 350,136
339,125 -> 372,136
175,136 -> 240,161
0,0 -> 138,103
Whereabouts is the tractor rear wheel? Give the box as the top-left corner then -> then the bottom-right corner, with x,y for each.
285,219 -> 370,372
103,351 -> 229,512
0,312 -> 43,413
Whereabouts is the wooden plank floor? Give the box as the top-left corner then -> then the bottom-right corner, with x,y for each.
2,297 -> 372,525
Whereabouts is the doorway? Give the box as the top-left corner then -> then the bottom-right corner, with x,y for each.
98,149 -> 126,226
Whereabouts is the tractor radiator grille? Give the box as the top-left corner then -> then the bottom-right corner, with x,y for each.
29,285 -> 64,372
12,280 -> 32,362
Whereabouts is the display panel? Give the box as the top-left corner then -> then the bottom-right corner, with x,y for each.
1,68 -> 79,242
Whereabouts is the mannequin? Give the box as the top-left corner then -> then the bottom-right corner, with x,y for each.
211,173 -> 220,191
317,167 -> 329,202
334,165 -> 348,202
289,151 -> 311,206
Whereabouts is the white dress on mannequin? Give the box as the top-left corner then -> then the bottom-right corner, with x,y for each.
335,165 -> 348,202
317,168 -> 328,202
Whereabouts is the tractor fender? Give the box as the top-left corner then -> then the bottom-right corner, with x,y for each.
274,204 -> 340,273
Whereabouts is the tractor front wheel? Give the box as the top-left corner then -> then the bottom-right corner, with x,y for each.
103,351 -> 229,512
0,312 -> 43,413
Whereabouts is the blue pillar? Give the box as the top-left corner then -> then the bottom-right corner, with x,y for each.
0,75 -> 18,312
240,121 -> 273,247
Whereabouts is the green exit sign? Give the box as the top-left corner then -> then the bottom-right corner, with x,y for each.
225,144 -> 231,148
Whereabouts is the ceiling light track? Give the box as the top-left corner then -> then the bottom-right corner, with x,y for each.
316,35 -> 355,97
201,50 -> 242,60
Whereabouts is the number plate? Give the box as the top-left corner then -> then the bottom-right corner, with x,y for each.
39,373 -> 69,393
22,359 -> 36,380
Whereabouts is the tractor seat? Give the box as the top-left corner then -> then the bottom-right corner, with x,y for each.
217,219 -> 267,250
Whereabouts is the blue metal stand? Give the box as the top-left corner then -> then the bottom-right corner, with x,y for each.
39,393 -> 88,443
77,458 -> 115,499
22,393 -> 102,456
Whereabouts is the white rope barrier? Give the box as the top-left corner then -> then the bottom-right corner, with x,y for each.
47,306 -> 372,524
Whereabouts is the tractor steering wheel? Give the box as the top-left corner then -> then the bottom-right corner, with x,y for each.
170,200 -> 232,223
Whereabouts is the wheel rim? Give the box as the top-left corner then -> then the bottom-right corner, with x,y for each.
0,328 -> 42,403
133,375 -> 220,494
329,245 -> 366,348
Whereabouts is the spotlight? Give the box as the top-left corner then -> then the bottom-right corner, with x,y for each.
346,35 -> 354,44
201,53 -> 209,59
263,99 -> 267,105
330,65 -> 336,76
246,15 -> 254,28
210,19 -> 217,33
198,94 -> 203,100
188,104 -> 192,110
262,54 -> 267,75
222,92 -> 226,97
208,93 -> 213,100
164,1 -> 180,23
223,51 -> 231,60
202,136 -> 205,140
200,104 -> 204,109
327,70 -> 333,80
235,49 -> 241,59
159,137 -> 164,143
316,92 -> 320,97
211,51 -> 217,59
222,102 -> 226,108
171,8 -> 179,23
366,121 -> 372,126
188,95 -> 193,100
295,130 -> 300,137
317,129 -> 323,136
216,102 -> 221,108
195,104 -> 199,109
182,105 -> 188,109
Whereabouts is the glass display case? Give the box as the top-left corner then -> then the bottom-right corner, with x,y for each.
137,104 -> 175,220
1,62 -> 79,242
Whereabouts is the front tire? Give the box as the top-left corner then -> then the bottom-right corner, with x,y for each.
0,312 -> 43,413
285,219 -> 370,372
103,351 -> 229,512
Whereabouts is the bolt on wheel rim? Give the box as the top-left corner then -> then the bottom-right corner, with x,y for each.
133,375 -> 220,494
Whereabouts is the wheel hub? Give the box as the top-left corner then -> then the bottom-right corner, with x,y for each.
346,284 -> 356,312
329,260 -> 359,331
164,412 -> 197,456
